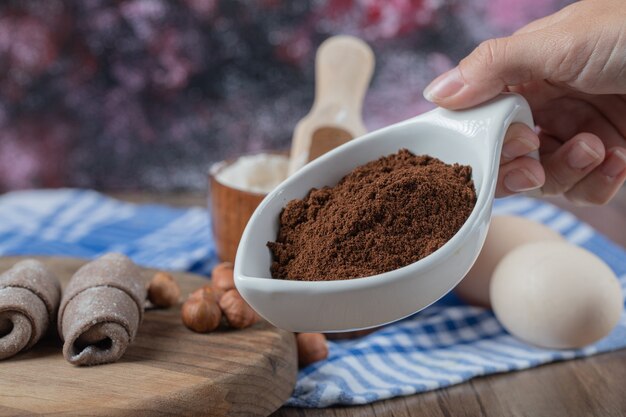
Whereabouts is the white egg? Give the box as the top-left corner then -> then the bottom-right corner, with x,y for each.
490,241 -> 623,349
455,215 -> 563,307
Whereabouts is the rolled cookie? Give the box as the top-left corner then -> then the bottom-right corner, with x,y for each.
0,260 -> 61,360
58,253 -> 146,366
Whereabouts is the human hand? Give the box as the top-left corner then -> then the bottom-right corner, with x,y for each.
423,0 -> 626,205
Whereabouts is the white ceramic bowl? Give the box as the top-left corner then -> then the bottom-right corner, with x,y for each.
234,93 -> 534,333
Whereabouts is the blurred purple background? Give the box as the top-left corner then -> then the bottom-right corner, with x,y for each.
0,0 -> 571,192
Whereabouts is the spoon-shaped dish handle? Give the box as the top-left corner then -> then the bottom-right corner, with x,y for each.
423,93 -> 535,205
431,93 -> 535,164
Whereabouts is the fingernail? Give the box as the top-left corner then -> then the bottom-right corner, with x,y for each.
504,169 -> 542,192
502,137 -> 538,160
601,149 -> 626,178
423,67 -> 465,102
567,141 -> 601,169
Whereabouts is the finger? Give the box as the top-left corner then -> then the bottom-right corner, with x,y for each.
585,94 -> 626,139
534,97 -> 626,150
423,30 -> 568,109
564,147 -> 626,205
514,18 -> 553,35
537,130 -> 563,157
513,4 -> 574,35
496,156 -> 545,197
541,133 -> 606,195
509,79 -> 566,110
501,123 -> 540,163
513,13 -> 563,35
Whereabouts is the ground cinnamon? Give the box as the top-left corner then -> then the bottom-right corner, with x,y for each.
267,149 -> 476,281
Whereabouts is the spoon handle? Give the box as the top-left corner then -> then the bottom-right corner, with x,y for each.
288,36 -> 375,175
313,35 -> 374,112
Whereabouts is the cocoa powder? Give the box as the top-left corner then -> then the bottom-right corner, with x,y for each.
267,149 -> 476,281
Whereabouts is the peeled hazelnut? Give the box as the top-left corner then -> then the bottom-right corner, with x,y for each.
325,328 -> 378,340
189,284 -> 213,301
218,289 -> 259,329
147,271 -> 181,308
296,333 -> 328,367
181,287 -> 222,333
211,262 -> 235,299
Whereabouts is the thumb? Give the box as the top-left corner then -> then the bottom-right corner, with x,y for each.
424,32 -> 562,109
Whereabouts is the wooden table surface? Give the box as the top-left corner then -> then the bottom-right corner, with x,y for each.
110,189 -> 626,417
0,257 -> 296,417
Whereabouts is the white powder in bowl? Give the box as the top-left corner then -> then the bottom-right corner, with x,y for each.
214,153 -> 289,194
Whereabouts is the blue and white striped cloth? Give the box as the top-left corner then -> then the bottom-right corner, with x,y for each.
0,189 -> 217,274
0,189 -> 625,408
288,196 -> 626,407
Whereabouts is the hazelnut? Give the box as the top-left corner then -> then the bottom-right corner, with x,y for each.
211,262 -> 235,300
325,328 -> 378,340
218,289 -> 259,329
181,287 -> 222,333
189,284 -> 213,301
296,333 -> 328,367
147,272 -> 181,308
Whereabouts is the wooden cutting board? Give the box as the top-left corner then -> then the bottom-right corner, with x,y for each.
0,256 -> 297,417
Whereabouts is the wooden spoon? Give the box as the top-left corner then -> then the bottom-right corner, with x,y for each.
288,35 -> 375,175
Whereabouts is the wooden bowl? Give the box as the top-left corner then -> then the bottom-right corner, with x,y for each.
209,153 -> 287,262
